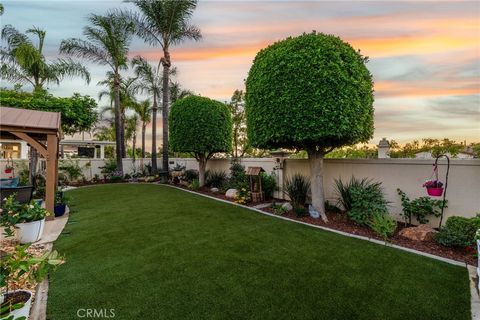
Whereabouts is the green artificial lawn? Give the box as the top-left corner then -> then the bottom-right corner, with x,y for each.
47,184 -> 470,320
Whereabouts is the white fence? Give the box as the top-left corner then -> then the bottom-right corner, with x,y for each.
1,157 -> 479,226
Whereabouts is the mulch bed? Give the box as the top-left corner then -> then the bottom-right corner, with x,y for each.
173,183 -> 476,266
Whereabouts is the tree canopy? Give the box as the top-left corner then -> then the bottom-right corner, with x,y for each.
0,88 -> 98,135
170,95 -> 232,158
245,32 -> 374,153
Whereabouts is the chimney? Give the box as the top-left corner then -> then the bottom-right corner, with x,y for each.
377,138 -> 390,159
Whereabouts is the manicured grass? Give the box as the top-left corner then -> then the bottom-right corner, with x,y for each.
48,184 -> 470,319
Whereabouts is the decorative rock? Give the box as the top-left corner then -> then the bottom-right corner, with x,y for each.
281,202 -> 293,211
225,189 -> 238,199
398,224 -> 438,241
308,205 -> 320,219
211,187 -> 219,193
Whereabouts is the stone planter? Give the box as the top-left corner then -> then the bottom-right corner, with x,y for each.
16,219 -> 45,244
1,290 -> 32,320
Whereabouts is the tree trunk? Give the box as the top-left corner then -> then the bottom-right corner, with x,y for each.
132,131 -> 136,163
120,108 -> 126,158
151,95 -> 158,173
161,49 -> 171,174
198,154 -> 207,187
307,148 -> 325,216
29,148 -> 37,185
113,72 -> 123,175
141,123 -> 146,158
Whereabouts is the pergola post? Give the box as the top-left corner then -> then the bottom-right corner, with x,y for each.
45,134 -> 58,214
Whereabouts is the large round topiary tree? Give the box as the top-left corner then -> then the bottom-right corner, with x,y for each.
170,95 -> 232,186
246,32 -> 374,216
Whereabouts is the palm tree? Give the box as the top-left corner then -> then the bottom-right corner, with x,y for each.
0,25 -> 90,92
123,0 -> 201,174
125,115 -> 139,162
132,99 -> 152,158
170,81 -> 194,104
131,56 -> 162,171
60,12 -> 134,175
98,74 -> 138,158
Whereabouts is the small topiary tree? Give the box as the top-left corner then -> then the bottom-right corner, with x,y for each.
246,32 -> 374,216
170,96 -> 232,186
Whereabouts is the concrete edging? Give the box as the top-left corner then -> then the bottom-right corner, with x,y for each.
163,184 -> 470,267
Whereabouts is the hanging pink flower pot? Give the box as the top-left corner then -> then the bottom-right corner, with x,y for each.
423,180 -> 444,197
426,187 -> 444,197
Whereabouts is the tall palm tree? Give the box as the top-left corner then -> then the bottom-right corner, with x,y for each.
123,0 -> 201,174
60,12 -> 134,175
132,99 -> 152,158
170,81 -> 194,104
0,25 -> 90,92
131,56 -> 162,171
125,115 -> 139,162
98,74 -> 138,158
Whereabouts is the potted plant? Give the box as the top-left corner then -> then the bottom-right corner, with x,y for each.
4,165 -> 14,174
54,191 -> 69,217
422,180 -> 444,196
1,244 -> 64,320
1,196 -> 49,244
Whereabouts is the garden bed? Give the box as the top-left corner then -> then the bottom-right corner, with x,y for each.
173,183 -> 476,266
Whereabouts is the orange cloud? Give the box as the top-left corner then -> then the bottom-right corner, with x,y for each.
375,81 -> 479,98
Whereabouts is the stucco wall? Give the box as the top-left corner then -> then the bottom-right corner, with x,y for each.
2,157 -> 479,225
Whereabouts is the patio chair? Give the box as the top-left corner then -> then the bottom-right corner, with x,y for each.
0,185 -> 34,204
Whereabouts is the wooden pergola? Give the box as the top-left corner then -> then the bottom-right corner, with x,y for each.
0,106 -> 61,213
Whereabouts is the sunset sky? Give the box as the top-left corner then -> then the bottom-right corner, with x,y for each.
1,0 -> 479,147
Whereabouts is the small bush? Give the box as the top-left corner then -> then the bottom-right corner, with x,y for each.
325,200 -> 342,213
284,174 -> 310,210
184,169 -> 199,183
435,216 -> 480,247
100,158 -> 117,177
335,177 -> 388,226
110,175 -> 122,183
271,202 -> 288,215
229,160 -> 247,187
205,170 -> 228,188
234,183 -> 250,204
369,213 -> 397,242
59,160 -> 84,182
189,179 -> 200,190
335,176 -> 382,211
397,189 -> 446,224
260,172 -> 277,199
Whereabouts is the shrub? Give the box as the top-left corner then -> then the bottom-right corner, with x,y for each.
170,95 -> 232,186
435,216 -> 480,247
59,160 -> 84,182
325,200 -> 342,213
397,189 -> 446,224
335,176 -> 378,211
110,175 -> 123,183
271,202 -> 288,215
205,170 -> 228,188
100,158 -> 117,178
189,179 -> 200,190
335,177 -> 388,225
284,174 -> 310,211
369,213 -> 397,242
260,172 -> 277,199
229,160 -> 247,188
184,169 -> 199,183
245,32 -> 374,215
234,184 -> 250,205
